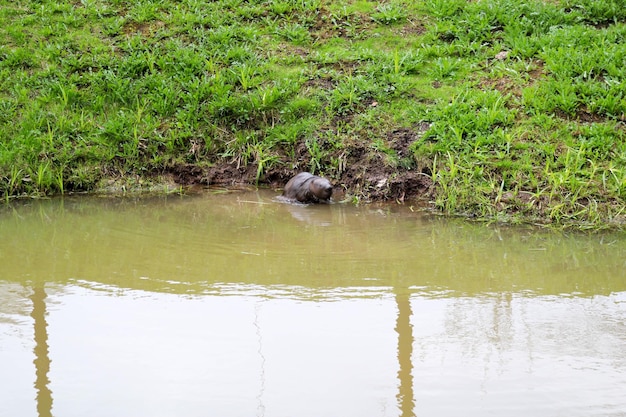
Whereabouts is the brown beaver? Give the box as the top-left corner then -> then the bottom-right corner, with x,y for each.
283,172 -> 333,203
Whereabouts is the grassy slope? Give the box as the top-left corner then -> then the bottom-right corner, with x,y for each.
1,0 -> 625,228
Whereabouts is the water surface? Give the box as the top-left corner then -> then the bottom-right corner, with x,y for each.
1,190 -> 625,417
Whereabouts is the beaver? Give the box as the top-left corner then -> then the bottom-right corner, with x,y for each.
283,172 -> 333,203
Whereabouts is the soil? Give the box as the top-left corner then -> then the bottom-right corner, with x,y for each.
166,124 -> 435,203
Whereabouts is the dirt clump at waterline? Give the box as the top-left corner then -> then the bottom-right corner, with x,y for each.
167,127 -> 435,203
167,158 -> 434,203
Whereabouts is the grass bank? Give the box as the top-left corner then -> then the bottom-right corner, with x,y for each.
1,0 -> 625,228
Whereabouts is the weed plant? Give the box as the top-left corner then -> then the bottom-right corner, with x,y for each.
1,0 -> 625,228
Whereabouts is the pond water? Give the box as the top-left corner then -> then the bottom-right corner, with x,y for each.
1,189 -> 625,417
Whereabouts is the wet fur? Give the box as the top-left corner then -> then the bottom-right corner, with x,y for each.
283,172 -> 333,203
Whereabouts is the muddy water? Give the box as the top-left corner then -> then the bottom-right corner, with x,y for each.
1,190 -> 625,417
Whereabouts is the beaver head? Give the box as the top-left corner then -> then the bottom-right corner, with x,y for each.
309,177 -> 332,201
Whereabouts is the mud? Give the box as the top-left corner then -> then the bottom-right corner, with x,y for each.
166,125 -> 435,203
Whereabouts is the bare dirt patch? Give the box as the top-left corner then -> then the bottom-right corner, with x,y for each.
339,159 -> 433,202
303,76 -> 336,91
322,125 -> 433,202
122,20 -> 166,37
555,107 -> 608,124
164,125 -> 434,203
394,20 -> 427,37
480,75 -> 521,96
387,124 -> 430,158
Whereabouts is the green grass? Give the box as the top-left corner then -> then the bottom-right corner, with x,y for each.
1,0 -> 626,228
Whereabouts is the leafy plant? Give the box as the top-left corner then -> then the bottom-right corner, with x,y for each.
371,3 -> 407,25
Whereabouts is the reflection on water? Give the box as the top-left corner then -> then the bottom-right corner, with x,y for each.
395,292 -> 414,417
30,287 -> 52,417
1,190 -> 625,417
